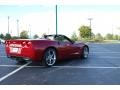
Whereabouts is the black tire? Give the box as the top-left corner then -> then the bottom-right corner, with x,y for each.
81,46 -> 89,59
42,48 -> 57,67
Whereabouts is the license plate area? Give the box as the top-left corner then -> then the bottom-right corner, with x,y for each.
10,47 -> 21,53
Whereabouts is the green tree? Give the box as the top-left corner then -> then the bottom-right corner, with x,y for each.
20,30 -> 29,39
5,33 -> 11,40
91,33 -> 95,39
105,33 -> 113,40
71,32 -> 78,41
78,25 -> 91,39
12,36 -> 19,39
113,35 -> 119,40
0,33 -> 4,39
33,34 -> 39,39
95,33 -> 104,41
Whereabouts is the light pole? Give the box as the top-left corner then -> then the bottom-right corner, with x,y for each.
29,24 -> 31,38
88,18 -> 92,39
112,24 -> 113,39
56,5 -> 58,35
17,19 -> 19,37
8,16 -> 10,34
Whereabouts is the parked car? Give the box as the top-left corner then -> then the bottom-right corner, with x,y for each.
5,34 -> 89,66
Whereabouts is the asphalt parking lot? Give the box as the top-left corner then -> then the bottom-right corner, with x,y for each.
1,43 -> 120,85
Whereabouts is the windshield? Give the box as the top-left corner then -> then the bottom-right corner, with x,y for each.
41,35 -> 55,40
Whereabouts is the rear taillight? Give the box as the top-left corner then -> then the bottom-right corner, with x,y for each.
26,41 -> 31,47
5,41 -> 7,44
6,41 -> 10,45
27,41 -> 31,45
22,41 -> 26,46
22,41 -> 31,47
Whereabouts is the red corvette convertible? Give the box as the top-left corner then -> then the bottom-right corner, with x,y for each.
5,34 -> 89,66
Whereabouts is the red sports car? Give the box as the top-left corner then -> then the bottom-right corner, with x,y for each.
5,34 -> 89,66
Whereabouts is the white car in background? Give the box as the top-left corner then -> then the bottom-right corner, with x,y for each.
0,38 -> 5,44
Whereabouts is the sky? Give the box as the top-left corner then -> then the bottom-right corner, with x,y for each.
0,5 -> 120,37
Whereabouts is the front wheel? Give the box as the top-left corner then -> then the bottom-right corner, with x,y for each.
81,46 -> 89,59
42,48 -> 57,67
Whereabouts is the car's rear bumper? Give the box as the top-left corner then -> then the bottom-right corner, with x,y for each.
7,55 -> 31,60
5,47 -> 38,61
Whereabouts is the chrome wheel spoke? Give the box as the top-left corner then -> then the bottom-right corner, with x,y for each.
45,49 -> 56,66
48,50 -> 51,56
49,59 -> 52,64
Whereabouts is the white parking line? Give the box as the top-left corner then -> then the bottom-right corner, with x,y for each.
1,65 -> 120,69
91,52 -> 120,54
0,62 -> 31,82
0,65 -> 21,67
24,66 -> 120,69
28,66 -> 120,69
0,56 -> 7,58
97,56 -> 120,59
53,66 -> 120,69
0,52 -> 6,54
0,65 -> 44,68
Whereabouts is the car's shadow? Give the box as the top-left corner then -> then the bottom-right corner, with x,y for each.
25,58 -> 89,67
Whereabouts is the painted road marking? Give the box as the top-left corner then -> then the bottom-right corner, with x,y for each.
28,66 -> 120,68
91,52 -> 120,54
26,66 -> 120,69
0,56 -> 7,58
0,65 -> 44,68
0,61 -> 31,82
53,66 -> 120,69
0,52 -> 5,53
97,56 -> 120,59
0,65 -> 21,67
1,65 -> 120,69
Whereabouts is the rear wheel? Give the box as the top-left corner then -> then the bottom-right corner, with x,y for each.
42,48 -> 57,67
81,46 -> 89,59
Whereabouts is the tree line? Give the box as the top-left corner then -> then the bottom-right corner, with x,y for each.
0,25 -> 120,41
0,30 -> 39,40
71,25 -> 120,41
